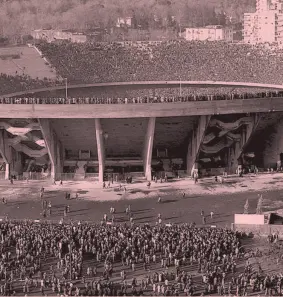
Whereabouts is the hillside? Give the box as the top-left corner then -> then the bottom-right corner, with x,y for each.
0,0 -> 256,41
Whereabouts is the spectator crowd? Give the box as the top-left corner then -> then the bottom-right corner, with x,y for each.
0,217 -> 279,296
36,41 -> 283,86
0,220 -> 244,296
1,40 -> 283,97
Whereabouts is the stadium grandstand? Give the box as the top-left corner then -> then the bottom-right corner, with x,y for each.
0,40 -> 283,184
1,40 -> 283,96
1,22 -> 283,297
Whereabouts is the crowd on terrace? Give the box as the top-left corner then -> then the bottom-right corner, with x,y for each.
1,90 -> 283,104
36,41 -> 283,85
0,219 -> 253,296
1,40 -> 283,96
0,217 -> 279,296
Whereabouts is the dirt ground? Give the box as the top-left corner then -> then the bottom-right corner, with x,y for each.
1,173 -> 283,295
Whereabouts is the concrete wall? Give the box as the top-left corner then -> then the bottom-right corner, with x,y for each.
234,214 -> 265,225
154,116 -> 197,158
101,118 -> 147,157
51,119 -> 98,159
0,98 -> 283,118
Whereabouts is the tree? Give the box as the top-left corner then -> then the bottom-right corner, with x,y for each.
0,0 -> 257,41
256,194 -> 263,214
244,198 -> 249,214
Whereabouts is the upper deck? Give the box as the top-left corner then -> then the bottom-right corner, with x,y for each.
1,81 -> 283,118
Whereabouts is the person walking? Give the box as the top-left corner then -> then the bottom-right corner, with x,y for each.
48,201 -> 52,216
194,172 -> 198,184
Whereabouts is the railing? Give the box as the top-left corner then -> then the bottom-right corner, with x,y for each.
2,80 -> 283,100
22,172 -> 49,180
177,170 -> 188,177
84,173 -> 99,180
104,172 -> 145,182
57,173 -> 99,181
1,90 -> 283,105
58,173 -> 76,181
128,172 -> 145,178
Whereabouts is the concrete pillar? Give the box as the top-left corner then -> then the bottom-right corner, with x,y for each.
39,119 -> 63,181
227,141 -> 241,174
5,164 -> 9,180
187,115 -> 211,176
95,119 -> 105,183
56,139 -> 64,180
237,114 -> 261,162
143,117 -> 156,181
0,130 -> 13,179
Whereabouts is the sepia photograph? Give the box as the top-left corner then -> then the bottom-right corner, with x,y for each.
0,0 -> 283,295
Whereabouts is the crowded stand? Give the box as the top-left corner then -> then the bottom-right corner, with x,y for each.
36,40 -> 283,85
1,40 -> 283,97
2,90 -> 283,104
0,219 -> 253,296
0,74 -> 63,96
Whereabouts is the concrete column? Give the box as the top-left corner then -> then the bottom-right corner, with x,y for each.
0,130 -> 13,179
227,141 -> 241,174
95,119 -> 105,183
5,164 -> 10,180
56,139 -> 64,180
187,115 -> 211,176
39,119 -> 63,181
238,114 -> 261,162
143,117 -> 156,181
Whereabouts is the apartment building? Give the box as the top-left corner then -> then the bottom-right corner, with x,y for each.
244,0 -> 283,45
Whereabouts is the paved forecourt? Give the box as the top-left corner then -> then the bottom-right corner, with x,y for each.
1,173 -> 283,226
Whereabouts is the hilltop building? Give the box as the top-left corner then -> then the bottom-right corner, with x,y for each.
31,29 -> 87,43
183,25 -> 233,42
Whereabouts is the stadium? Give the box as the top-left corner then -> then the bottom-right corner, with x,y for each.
2,39 -> 283,296
1,41 -> 283,182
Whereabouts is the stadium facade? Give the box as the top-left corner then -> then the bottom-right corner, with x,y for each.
1,81 -> 283,182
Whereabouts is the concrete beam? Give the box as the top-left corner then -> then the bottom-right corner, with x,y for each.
0,98 -> 282,118
39,119 -> 63,180
143,118 -> 156,181
187,115 -> 211,176
95,119 -> 105,183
